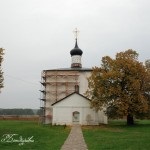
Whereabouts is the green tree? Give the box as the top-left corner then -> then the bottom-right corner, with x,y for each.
0,48 -> 4,92
86,49 -> 150,125
36,109 -> 43,115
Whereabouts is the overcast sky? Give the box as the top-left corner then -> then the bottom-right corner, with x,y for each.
0,0 -> 150,109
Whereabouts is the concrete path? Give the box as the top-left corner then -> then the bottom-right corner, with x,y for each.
61,124 -> 88,150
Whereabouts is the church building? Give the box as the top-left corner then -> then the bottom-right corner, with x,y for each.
40,30 -> 107,125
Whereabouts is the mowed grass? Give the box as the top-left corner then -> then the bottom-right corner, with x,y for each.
0,120 -> 70,150
83,120 -> 150,150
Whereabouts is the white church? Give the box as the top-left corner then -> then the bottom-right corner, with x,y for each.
40,30 -> 107,125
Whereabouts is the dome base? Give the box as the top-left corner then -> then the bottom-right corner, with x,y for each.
71,63 -> 82,68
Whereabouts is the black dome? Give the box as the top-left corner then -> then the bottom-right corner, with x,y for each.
70,39 -> 83,56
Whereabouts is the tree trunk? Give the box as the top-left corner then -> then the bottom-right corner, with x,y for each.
127,114 -> 134,125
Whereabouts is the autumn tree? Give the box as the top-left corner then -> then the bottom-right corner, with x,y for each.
86,49 -> 150,125
145,59 -> 150,71
0,48 -> 4,92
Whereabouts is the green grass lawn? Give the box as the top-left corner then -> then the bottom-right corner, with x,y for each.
0,120 -> 70,150
83,120 -> 150,150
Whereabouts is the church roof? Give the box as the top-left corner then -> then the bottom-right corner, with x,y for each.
44,67 -> 92,72
51,92 -> 91,106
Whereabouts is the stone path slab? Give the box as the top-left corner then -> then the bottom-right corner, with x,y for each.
61,124 -> 88,150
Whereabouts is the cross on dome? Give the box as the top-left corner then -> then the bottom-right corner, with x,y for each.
73,28 -> 80,40
70,28 -> 83,68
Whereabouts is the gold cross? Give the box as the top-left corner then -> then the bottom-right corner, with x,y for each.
73,28 -> 79,39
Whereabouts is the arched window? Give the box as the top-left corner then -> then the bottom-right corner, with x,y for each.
72,111 -> 80,123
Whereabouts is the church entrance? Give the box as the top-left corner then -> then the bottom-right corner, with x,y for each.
72,111 -> 80,124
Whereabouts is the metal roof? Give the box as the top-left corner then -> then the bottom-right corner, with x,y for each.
52,92 -> 91,106
43,67 -> 92,72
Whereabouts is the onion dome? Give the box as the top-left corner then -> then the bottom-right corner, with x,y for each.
70,39 -> 83,56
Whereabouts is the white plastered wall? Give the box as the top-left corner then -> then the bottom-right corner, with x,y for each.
52,93 -> 107,125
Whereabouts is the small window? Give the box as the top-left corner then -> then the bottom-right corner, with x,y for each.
75,85 -> 79,93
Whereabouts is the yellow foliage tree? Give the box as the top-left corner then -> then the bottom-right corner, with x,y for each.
0,48 -> 4,92
86,50 -> 150,125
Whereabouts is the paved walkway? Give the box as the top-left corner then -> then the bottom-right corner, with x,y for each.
61,124 -> 88,150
